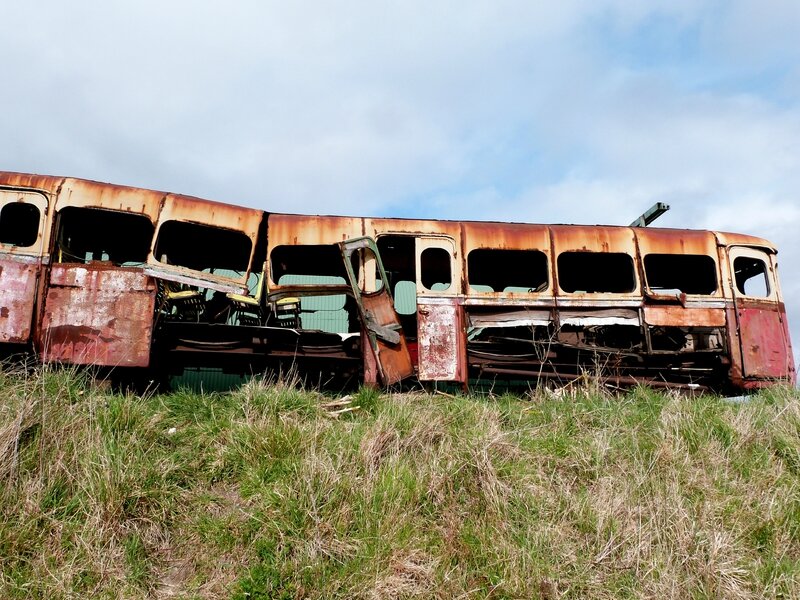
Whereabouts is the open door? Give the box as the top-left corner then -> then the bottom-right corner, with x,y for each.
340,237 -> 414,385
729,246 -> 793,381
0,190 -> 49,345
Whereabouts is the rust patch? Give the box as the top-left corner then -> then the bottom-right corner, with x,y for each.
417,299 -> 466,383
40,265 -> 156,367
0,255 -> 39,342
644,306 -> 725,327
736,304 -> 791,379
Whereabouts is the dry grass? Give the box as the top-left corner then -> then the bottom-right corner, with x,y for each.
1,366 -> 799,598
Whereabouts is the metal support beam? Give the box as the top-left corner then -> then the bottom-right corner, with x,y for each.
630,202 -> 670,227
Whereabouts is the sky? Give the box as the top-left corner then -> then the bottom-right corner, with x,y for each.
3,1 -> 800,353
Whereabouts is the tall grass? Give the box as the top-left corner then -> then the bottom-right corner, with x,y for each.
1,366 -> 799,598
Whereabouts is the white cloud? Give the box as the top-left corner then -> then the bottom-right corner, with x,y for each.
3,1 -> 800,347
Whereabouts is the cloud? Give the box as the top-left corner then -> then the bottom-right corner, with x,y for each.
3,1 -> 800,348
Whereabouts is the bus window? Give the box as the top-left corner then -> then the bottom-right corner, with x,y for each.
468,248 -> 548,292
155,221 -> 251,273
558,252 -> 636,293
734,256 -> 770,298
420,247 -> 451,291
0,202 -> 40,247
644,254 -> 717,295
57,207 -> 153,264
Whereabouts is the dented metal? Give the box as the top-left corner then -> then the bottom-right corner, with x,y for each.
0,170 -> 794,392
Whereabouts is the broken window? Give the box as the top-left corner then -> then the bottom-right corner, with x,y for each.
155,221 -> 251,273
420,247 -> 452,291
377,235 -> 416,313
270,245 -> 355,332
557,252 -> 636,293
274,275 -> 354,333
644,254 -> 717,295
271,244 -> 347,282
57,207 -> 154,264
349,246 -> 385,293
734,256 -> 770,298
468,249 -> 548,292
0,202 -> 40,247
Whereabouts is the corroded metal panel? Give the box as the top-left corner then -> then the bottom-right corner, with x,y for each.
0,171 -> 64,194
40,265 -> 156,367
714,231 -> 776,252
635,228 -> 718,257
417,299 -> 466,382
736,302 -> 791,379
461,221 -> 550,252
55,177 -> 163,219
644,306 -> 726,328
155,193 -> 263,242
550,224 -> 637,254
0,255 -> 39,342
358,291 -> 415,384
269,214 -> 365,247
365,217 -> 461,239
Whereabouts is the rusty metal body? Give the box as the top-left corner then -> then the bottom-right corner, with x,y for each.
0,170 -> 793,392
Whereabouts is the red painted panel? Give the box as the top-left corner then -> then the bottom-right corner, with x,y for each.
737,305 -> 791,379
0,255 -> 40,343
40,265 -> 156,367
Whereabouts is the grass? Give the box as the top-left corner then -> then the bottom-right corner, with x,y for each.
1,366 -> 799,599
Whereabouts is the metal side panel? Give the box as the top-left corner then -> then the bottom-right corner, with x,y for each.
737,303 -> 792,379
40,264 -> 157,367
417,298 -> 466,382
0,254 -> 40,343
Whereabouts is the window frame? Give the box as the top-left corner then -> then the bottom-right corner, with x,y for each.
728,246 -> 778,301
643,253 -> 719,297
0,190 -> 48,255
467,247 -> 550,295
556,250 -> 639,295
415,236 -> 459,295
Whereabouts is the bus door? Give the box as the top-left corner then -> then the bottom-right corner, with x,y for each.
0,190 -> 49,345
729,246 -> 793,380
340,237 -> 414,385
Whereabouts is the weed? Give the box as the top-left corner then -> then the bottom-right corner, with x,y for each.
0,369 -> 798,598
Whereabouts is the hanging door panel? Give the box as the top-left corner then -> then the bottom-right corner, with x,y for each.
340,237 -> 414,385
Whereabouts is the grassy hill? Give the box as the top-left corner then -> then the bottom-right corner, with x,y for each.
1,367 -> 799,599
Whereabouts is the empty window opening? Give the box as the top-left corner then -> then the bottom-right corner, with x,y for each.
155,221 -> 252,273
734,256 -> 770,298
644,254 -> 717,295
468,249 -> 548,292
420,247 -> 452,291
378,235 -> 416,313
57,207 -> 154,264
0,202 -> 40,247
348,246 -> 384,293
271,275 -> 356,334
271,244 -> 347,282
557,252 -> 636,293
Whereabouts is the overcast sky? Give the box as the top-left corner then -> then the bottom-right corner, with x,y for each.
4,1 -> 800,352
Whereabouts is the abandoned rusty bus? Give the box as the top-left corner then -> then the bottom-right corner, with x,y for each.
0,171 -> 794,392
